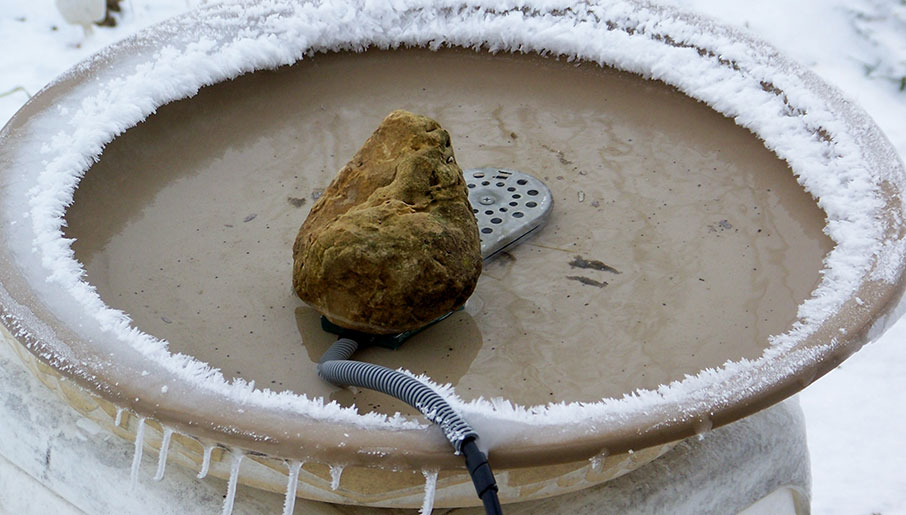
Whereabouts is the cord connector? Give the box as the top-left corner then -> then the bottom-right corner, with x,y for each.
461,437 -> 502,514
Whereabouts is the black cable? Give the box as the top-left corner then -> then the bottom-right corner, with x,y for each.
318,337 -> 502,514
462,437 -> 502,515
318,337 -> 477,450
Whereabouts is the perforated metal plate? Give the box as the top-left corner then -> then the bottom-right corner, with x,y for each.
466,167 -> 554,261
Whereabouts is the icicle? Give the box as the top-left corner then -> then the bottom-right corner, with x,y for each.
590,449 -> 609,472
130,417 -> 146,490
329,464 -> 344,491
221,451 -> 244,515
114,407 -> 124,427
591,455 -> 604,471
153,427 -> 174,481
282,460 -> 303,515
419,469 -> 439,515
197,444 -> 214,479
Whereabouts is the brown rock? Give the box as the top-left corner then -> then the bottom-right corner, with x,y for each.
292,110 -> 481,334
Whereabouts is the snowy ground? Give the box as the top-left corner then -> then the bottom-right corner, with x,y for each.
1,1 -> 904,514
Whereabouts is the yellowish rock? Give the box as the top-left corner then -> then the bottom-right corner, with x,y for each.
292,110 -> 481,334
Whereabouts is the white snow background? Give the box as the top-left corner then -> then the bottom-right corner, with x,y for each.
1,1 -> 904,514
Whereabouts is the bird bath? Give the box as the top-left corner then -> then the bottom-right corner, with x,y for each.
1,1 -> 905,510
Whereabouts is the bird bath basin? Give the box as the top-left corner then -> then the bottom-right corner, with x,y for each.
1,1 -> 905,510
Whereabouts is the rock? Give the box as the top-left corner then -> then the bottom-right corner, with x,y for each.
292,110 -> 481,334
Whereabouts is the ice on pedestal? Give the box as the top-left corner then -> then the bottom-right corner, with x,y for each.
282,460 -> 303,515
329,464 -> 343,491
590,454 -> 606,472
153,427 -> 173,481
197,444 -> 213,480
420,469 -> 439,515
129,417 -> 145,490
221,451 -> 243,515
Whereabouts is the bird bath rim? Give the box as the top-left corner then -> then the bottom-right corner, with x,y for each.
1,0 -> 905,482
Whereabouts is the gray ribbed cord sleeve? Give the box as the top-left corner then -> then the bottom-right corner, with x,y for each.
318,337 -> 478,453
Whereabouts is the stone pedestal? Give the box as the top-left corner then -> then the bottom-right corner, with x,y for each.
0,334 -> 809,514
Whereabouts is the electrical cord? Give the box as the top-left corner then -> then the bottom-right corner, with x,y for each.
462,436 -> 503,515
318,337 -> 502,514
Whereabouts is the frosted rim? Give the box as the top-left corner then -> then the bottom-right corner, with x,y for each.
1,0 -> 905,468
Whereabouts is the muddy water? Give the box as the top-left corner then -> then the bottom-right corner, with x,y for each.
66,48 -> 832,416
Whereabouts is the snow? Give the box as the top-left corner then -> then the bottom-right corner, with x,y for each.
0,0 -> 904,513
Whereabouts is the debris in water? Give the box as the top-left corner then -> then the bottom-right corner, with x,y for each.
329,464 -> 344,491
578,191 -> 585,202
197,444 -> 213,479
153,427 -> 173,481
282,461 -> 303,515
541,143 -> 572,165
708,219 -> 733,232
591,200 -> 600,208
243,213 -> 257,223
221,451 -> 244,515
287,196 -> 306,208
130,417 -> 146,490
567,275 -> 608,288
420,469 -> 439,515
311,188 -> 324,200
569,255 -> 620,274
